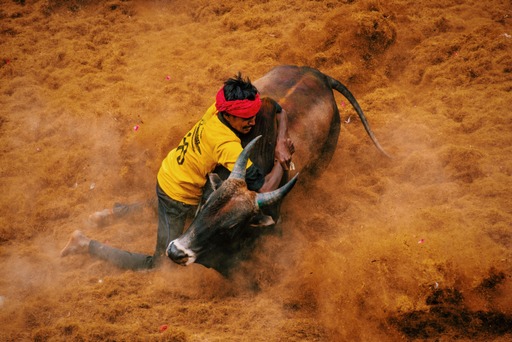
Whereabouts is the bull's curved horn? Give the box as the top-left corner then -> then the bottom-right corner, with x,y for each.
228,135 -> 262,180
256,173 -> 299,208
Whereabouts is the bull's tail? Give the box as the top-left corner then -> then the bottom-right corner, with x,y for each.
328,76 -> 391,158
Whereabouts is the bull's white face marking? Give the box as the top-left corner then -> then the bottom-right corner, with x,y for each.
170,239 -> 196,265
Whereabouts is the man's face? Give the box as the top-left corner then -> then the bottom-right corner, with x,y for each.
225,114 -> 256,134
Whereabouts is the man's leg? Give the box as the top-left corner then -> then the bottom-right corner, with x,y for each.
88,239 -> 154,270
60,230 -> 155,270
61,183 -> 194,270
88,197 -> 157,227
152,183 -> 196,266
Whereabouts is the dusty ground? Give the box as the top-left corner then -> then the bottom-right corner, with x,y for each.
1,0 -> 511,341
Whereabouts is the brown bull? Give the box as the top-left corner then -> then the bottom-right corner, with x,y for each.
165,65 -> 388,275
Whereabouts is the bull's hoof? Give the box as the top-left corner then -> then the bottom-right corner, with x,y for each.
60,230 -> 90,257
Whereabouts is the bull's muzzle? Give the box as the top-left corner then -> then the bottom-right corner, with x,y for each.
166,241 -> 195,266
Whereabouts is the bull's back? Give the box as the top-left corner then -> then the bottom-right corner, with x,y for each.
253,65 -> 341,176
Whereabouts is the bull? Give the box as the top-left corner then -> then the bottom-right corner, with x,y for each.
165,65 -> 388,275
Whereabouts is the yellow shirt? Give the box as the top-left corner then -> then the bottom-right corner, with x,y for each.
157,103 -> 252,205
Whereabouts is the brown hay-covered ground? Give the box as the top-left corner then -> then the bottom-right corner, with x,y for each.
1,0 -> 511,341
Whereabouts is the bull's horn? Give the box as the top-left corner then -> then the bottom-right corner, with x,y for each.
228,135 -> 262,180
256,173 -> 299,208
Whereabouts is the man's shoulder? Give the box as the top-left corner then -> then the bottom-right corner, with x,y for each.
202,114 -> 240,147
205,113 -> 233,134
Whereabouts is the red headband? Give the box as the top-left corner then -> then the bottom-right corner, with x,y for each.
215,87 -> 261,119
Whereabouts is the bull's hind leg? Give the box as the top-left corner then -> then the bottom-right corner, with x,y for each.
305,108 -> 341,176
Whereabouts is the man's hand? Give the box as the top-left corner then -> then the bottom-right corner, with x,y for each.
275,137 -> 295,170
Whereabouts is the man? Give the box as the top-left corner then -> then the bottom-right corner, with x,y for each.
60,73 -> 294,270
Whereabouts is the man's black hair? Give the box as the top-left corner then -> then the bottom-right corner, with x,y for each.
223,72 -> 258,101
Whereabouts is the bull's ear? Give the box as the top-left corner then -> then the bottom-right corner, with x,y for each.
208,173 -> 224,191
249,213 -> 275,227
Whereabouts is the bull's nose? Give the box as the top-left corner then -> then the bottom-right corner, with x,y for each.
166,241 -> 189,265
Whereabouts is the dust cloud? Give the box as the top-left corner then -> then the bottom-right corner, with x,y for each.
1,0 -> 511,341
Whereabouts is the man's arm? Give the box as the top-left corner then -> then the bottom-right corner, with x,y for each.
274,108 -> 295,170
257,106 -> 294,193
257,161 -> 284,193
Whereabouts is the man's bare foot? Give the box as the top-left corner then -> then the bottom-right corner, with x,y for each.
60,230 -> 91,257
87,209 -> 113,227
